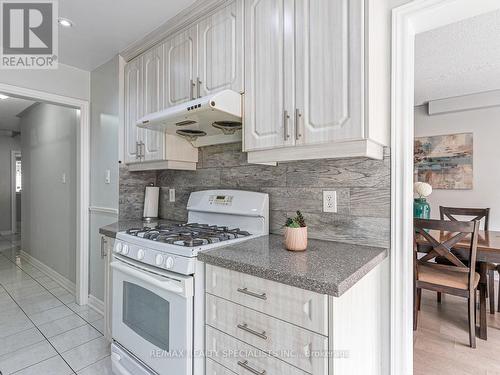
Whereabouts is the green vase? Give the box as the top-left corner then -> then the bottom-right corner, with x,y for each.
414,198 -> 430,219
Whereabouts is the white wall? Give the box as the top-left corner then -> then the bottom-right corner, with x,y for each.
20,103 -> 78,283
414,104 -> 500,230
0,136 -> 20,232
89,56 -> 120,301
0,63 -> 90,101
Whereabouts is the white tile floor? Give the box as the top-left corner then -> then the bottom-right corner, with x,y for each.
0,233 -> 113,375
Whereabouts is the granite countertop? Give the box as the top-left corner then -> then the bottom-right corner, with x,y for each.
198,234 -> 387,297
99,219 -> 181,238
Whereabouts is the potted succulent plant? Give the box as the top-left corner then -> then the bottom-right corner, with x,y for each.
284,211 -> 308,251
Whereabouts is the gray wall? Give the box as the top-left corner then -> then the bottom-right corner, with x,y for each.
0,135 -> 20,232
20,103 -> 78,283
89,55 -> 120,301
120,143 -> 390,248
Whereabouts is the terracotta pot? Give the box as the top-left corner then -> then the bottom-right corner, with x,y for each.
284,227 -> 308,251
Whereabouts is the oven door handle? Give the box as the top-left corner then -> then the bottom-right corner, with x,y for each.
111,261 -> 186,296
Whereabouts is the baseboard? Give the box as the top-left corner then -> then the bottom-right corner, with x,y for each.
19,250 -> 76,295
88,294 -> 105,315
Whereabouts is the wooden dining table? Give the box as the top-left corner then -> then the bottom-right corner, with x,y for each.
416,229 -> 500,340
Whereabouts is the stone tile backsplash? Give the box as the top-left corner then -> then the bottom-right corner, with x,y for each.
119,142 -> 390,248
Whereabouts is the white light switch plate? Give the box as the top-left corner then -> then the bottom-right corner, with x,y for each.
169,189 -> 175,202
323,191 -> 337,213
105,169 -> 111,184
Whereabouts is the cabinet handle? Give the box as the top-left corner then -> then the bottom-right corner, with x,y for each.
141,141 -> 145,160
237,323 -> 267,340
190,79 -> 195,100
237,360 -> 266,375
283,110 -> 290,140
197,77 -> 202,98
100,236 -> 107,258
237,287 -> 267,300
295,109 -> 302,140
135,142 -> 140,159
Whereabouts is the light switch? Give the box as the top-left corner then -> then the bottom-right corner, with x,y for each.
169,189 -> 175,202
105,169 -> 111,184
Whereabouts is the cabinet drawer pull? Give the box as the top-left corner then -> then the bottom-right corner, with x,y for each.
295,109 -> 302,140
135,141 -> 140,159
100,236 -> 106,258
283,110 -> 290,140
197,77 -> 202,98
237,360 -> 266,375
237,323 -> 267,340
237,287 -> 267,300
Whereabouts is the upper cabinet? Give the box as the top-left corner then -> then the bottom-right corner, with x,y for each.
244,0 -> 388,163
163,26 -> 197,108
198,0 -> 244,96
122,0 -> 243,170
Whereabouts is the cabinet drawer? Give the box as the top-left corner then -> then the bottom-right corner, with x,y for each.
206,294 -> 328,374
206,326 -> 310,375
206,264 -> 328,335
206,358 -> 236,375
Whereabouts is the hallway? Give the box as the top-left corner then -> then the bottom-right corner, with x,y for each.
0,233 -> 111,375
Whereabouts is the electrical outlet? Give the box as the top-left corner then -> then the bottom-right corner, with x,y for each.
323,191 -> 337,213
169,189 -> 175,202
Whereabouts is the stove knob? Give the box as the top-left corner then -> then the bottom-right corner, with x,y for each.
122,245 -> 129,255
115,243 -> 122,253
137,249 -> 145,260
155,254 -> 164,266
165,257 -> 174,269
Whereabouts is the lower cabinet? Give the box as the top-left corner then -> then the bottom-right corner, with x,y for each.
101,234 -> 115,341
205,262 -> 389,375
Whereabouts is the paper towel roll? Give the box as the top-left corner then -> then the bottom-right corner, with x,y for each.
143,186 -> 160,219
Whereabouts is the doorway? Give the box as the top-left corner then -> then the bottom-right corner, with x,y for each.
391,0 -> 500,374
0,82 -> 90,306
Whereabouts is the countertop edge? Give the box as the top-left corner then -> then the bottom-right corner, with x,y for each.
198,247 -> 388,297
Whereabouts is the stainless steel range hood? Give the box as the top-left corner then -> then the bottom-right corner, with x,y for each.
136,90 -> 242,147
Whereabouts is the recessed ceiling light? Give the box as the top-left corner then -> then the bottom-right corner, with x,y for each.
0,94 -> 9,100
58,17 -> 73,27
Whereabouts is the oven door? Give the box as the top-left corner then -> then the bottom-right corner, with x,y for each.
111,256 -> 194,375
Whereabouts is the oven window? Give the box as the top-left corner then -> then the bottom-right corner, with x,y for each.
123,282 -> 170,351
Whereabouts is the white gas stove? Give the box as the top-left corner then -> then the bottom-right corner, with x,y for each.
111,190 -> 269,375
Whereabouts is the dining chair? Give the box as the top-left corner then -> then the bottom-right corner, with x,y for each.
438,207 -> 495,313
414,218 -> 480,348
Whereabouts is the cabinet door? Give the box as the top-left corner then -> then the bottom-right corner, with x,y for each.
124,57 -> 143,163
243,0 -> 295,151
164,26 -> 197,107
295,0 -> 364,145
142,45 -> 165,161
197,0 -> 243,96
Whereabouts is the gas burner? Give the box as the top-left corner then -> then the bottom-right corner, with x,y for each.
125,222 -> 252,248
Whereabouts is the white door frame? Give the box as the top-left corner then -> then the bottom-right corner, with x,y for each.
11,150 -> 21,234
390,0 -> 500,373
0,82 -> 90,306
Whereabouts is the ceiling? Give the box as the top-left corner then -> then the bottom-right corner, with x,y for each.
415,10 -> 500,106
58,0 -> 196,71
0,97 -> 36,131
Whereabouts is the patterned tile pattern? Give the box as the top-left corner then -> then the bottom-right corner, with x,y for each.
0,233 -> 111,375
120,143 -> 391,247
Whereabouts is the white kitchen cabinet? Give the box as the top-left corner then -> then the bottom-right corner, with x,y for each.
124,57 -> 143,164
198,0 -> 244,96
102,234 -> 114,341
205,261 -> 390,375
163,26 -> 198,107
142,45 -> 165,161
244,0 -> 386,163
243,0 -> 294,151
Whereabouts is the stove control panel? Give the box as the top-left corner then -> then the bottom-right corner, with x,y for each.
113,240 -> 195,275
209,194 -> 233,206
